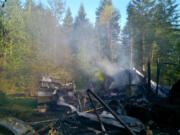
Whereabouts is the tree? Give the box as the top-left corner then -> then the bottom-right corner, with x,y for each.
96,0 -> 106,21
96,0 -> 112,21
153,0 -> 179,61
0,0 -> 36,94
0,5 -> 9,59
24,0 -> 34,13
74,4 -> 88,28
72,4 -> 89,54
126,0 -> 180,84
63,7 -> 73,29
127,0 -> 156,72
62,7 -> 73,52
47,0 -> 64,63
96,0 -> 120,61
153,0 -> 180,84
48,0 -> 64,23
73,4 -> 98,76
119,25 -> 131,68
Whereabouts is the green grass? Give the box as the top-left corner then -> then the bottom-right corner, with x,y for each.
8,97 -> 37,109
0,92 -> 37,118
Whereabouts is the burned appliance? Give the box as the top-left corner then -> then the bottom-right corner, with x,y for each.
37,76 -> 61,105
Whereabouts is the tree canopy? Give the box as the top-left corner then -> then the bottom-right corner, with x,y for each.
0,0 -> 179,95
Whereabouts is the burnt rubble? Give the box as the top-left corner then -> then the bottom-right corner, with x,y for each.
35,73 -> 147,134
1,68 -> 179,135
35,69 -> 180,134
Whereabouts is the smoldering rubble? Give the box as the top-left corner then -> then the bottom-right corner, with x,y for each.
1,67 -> 180,135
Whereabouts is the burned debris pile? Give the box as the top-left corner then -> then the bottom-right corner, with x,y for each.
33,68 -> 180,134
37,76 -> 78,113
0,69 -> 180,135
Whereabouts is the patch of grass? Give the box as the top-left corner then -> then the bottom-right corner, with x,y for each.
0,91 -> 9,106
0,106 -> 9,115
8,97 -> 37,110
0,91 -> 37,118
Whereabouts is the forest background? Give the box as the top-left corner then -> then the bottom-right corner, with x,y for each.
0,0 -> 180,96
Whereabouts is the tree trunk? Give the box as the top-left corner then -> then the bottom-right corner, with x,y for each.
141,32 -> 146,73
130,35 -> 133,69
107,23 -> 114,61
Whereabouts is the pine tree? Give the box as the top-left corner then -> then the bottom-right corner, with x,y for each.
126,0 -> 180,84
74,4 -> 88,28
72,4 -> 97,75
96,0 -> 106,21
153,0 -> 180,83
153,0 -> 180,61
25,0 -> 34,13
48,0 -> 64,23
96,0 -> 120,61
96,0 -> 112,22
72,4 -> 89,54
120,25 -> 131,68
63,7 -> 73,29
127,0 -> 156,72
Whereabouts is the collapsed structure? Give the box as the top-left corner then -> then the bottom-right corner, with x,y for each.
34,67 -> 180,134
0,67 -> 179,135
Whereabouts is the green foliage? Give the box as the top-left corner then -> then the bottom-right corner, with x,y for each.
125,0 -> 180,84
127,0 -> 156,72
47,0 -> 64,22
0,0 -> 67,94
94,71 -> 105,83
74,4 -> 89,28
63,8 -> 73,29
0,0 -> 179,97
96,0 -> 120,61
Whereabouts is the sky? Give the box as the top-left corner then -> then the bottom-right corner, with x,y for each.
30,0 -> 131,27
64,0 -> 130,27
26,0 -> 180,27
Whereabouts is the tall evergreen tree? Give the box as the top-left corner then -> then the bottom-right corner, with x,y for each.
72,4 -> 89,54
61,7 -> 74,65
74,4 -> 88,28
48,0 -> 64,23
96,0 -> 112,21
120,25 -> 131,68
153,0 -> 180,61
63,7 -> 73,29
47,0 -> 64,63
126,0 -> 180,84
96,0 -> 106,21
96,0 -> 120,61
153,0 -> 180,83
0,3 -> 9,59
72,4 -> 97,75
127,0 -> 156,72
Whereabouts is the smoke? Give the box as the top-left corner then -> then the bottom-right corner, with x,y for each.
26,2 -> 133,86
96,60 -> 123,76
67,23 -> 128,78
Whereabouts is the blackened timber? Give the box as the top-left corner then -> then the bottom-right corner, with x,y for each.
87,89 -> 136,135
87,92 -> 107,134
